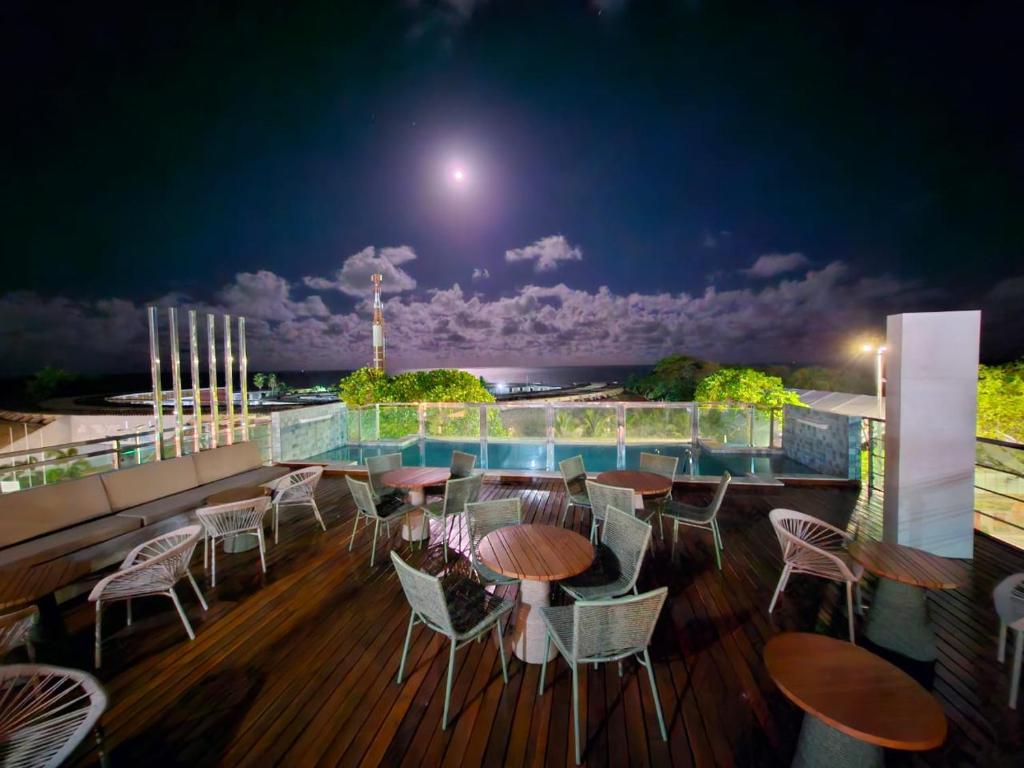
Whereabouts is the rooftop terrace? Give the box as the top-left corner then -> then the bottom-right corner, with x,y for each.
39,474 -> 1024,766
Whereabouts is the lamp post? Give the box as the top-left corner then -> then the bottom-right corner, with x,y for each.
862,343 -> 887,418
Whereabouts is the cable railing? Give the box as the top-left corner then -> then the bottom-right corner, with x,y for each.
0,417 -> 271,493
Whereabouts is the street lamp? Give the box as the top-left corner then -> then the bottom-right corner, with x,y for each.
861,342 -> 887,418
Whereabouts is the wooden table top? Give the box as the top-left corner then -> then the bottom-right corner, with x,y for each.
765,633 -> 947,751
0,558 -> 92,609
847,539 -> 968,590
596,470 -> 672,496
379,467 -> 451,490
206,486 -> 271,505
478,524 -> 594,582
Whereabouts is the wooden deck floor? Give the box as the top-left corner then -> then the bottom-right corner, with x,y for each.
45,476 -> 1024,766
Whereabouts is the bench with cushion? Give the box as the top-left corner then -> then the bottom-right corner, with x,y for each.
0,443 -> 288,593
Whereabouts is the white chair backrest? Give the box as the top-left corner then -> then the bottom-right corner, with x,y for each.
0,664 -> 107,768
365,453 -> 402,496
390,551 -> 452,635
346,475 -> 381,518
994,572 -> 1024,631
587,480 -> 635,521
441,473 -> 483,517
572,587 -> 667,661
449,450 -> 477,479
602,506 -> 652,593
0,606 -> 38,657
274,466 -> 323,501
90,526 -> 203,601
196,498 -> 270,537
639,452 -> 678,481
769,508 -> 856,581
705,471 -> 732,519
465,498 -> 522,567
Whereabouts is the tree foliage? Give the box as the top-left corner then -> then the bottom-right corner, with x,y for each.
337,367 -> 495,407
24,366 -> 77,404
695,368 -> 803,409
628,354 -> 720,401
977,361 -> 1024,444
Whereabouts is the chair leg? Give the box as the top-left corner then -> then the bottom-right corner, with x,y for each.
671,521 -> 678,557
643,649 -> 668,741
126,598 -> 132,626
169,587 -> 195,640
349,511 -> 362,551
572,663 -> 581,764
397,612 -> 415,684
558,502 -> 569,528
311,499 -> 327,532
370,519 -> 380,568
443,638 -> 457,729
203,534 -> 208,569
274,501 -> 280,544
94,601 -> 103,668
257,528 -> 267,574
845,581 -> 856,643
768,564 -> 791,613
442,515 -> 449,563
999,620 -> 1008,663
1011,630 -> 1023,709
711,524 -> 722,571
187,569 -> 209,610
495,619 -> 509,684
210,538 -> 217,588
539,630 -> 551,695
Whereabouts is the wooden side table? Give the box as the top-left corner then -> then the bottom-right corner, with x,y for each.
765,632 -> 946,767
848,539 -> 968,662
477,524 -> 594,663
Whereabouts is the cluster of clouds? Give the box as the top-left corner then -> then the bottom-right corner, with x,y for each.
2,230 -> 986,375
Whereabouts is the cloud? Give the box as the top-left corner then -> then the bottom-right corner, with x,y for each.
505,235 -> 583,272
472,268 -> 490,280
303,245 -> 418,297
743,252 -> 810,279
218,270 -> 329,321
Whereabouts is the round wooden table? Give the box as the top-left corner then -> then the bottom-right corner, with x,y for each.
477,524 -> 594,663
765,632 -> 946,767
206,486 -> 271,553
379,467 -> 451,542
848,539 -> 968,662
596,470 -> 672,511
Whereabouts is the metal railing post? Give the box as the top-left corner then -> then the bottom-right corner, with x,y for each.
206,314 -> 220,449
545,404 -> 554,471
168,307 -> 184,457
769,409 -> 776,449
375,404 -> 381,441
616,403 -> 626,469
223,315 -> 235,445
480,403 -> 489,470
188,310 -> 202,453
748,405 -> 755,447
147,306 -> 164,460
112,439 -> 120,470
691,402 -> 699,446
418,403 -> 426,439
238,316 -> 250,442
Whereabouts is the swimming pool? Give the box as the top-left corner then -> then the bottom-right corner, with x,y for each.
306,440 -> 821,477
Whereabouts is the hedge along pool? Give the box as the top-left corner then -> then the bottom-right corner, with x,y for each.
306,439 -> 821,478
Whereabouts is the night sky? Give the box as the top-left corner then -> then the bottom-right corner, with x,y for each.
2,1 -> 1022,375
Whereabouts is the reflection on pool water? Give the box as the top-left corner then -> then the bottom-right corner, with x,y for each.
306,440 -> 821,477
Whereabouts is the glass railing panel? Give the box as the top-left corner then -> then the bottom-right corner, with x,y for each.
697,406 -> 751,448
488,406 -> 547,440
552,406 -> 616,442
553,443 -> 617,472
752,408 -> 773,448
424,404 -> 480,439
377,405 -> 419,441
487,441 -> 547,471
624,405 -> 692,443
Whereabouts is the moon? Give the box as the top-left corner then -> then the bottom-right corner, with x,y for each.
452,167 -> 466,183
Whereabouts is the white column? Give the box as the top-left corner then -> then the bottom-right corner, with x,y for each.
883,311 -> 980,558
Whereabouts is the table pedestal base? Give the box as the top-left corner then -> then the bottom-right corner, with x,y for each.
223,533 -> 259,553
400,489 -> 430,543
794,715 -> 882,768
864,577 -> 936,662
511,579 -> 557,664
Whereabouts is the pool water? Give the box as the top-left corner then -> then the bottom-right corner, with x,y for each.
307,440 -> 821,477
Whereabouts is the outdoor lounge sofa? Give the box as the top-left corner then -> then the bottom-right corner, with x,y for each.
0,442 -> 288,594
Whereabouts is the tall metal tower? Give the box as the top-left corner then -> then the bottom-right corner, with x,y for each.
371,273 -> 386,371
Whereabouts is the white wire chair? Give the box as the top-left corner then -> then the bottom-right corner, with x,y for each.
585,479 -> 635,544
196,498 -> 271,588
561,506 -> 651,601
391,551 -> 514,729
88,525 -> 208,668
767,509 -> 863,643
422,474 -> 483,562
994,572 -> 1024,708
557,455 -> 592,528
465,498 -> 522,586
0,606 -> 38,661
638,452 -> 678,538
0,664 -> 107,768
662,471 -> 731,569
365,452 -> 402,503
267,466 -> 326,544
538,587 -> 669,764
346,476 -> 413,567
